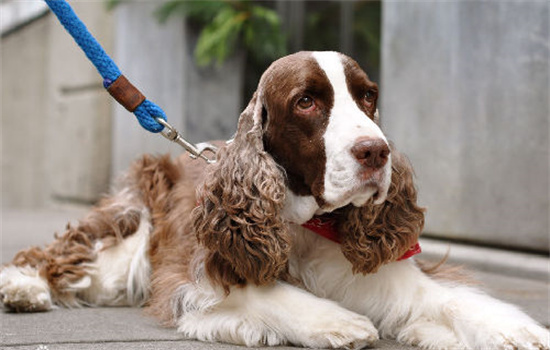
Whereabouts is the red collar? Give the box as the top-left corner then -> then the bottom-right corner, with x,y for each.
301,214 -> 421,261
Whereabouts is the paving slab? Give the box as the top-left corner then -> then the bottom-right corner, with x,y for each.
4,341 -> 268,350
1,307 -> 180,346
0,339 -> 417,350
1,307 -> 416,349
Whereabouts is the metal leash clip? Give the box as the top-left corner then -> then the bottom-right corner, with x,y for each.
156,118 -> 217,164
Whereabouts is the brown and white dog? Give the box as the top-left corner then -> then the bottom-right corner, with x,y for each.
1,51 -> 548,350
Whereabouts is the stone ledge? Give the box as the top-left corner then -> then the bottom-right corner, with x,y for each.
419,237 -> 549,281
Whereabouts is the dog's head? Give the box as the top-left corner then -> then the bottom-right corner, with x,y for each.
261,51 -> 390,219
193,51 -> 424,290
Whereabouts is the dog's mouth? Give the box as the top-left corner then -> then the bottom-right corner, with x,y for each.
351,166 -> 391,206
349,182 -> 385,206
321,155 -> 392,212
322,174 -> 389,212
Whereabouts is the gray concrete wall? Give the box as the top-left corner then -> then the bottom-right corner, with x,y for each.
2,12 -> 50,208
2,2 -> 114,208
381,1 -> 549,252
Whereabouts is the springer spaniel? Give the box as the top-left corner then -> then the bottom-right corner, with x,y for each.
1,51 -> 548,350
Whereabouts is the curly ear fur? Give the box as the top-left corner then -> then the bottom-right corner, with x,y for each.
192,93 -> 291,292
337,144 -> 425,275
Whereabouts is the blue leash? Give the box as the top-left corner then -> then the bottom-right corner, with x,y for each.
44,0 -> 217,162
44,0 -> 165,133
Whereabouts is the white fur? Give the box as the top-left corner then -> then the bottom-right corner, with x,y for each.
312,51 -> 391,208
282,189 -> 320,224
0,265 -> 52,312
174,277 -> 378,349
77,210 -> 152,306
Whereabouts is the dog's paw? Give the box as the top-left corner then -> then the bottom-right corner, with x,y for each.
0,265 -> 52,312
396,317 -> 466,350
450,295 -> 550,350
481,322 -> 550,350
447,300 -> 550,350
295,307 -> 379,349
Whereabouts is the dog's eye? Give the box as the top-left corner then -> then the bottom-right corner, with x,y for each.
365,90 -> 376,101
297,96 -> 314,110
364,90 -> 376,108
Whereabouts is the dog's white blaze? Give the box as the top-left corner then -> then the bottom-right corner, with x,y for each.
312,51 -> 389,207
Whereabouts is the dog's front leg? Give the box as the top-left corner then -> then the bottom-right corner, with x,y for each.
331,260 -> 549,350
411,277 -> 550,350
174,279 -> 379,349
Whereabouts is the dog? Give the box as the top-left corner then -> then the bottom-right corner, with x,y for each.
1,51 -> 548,349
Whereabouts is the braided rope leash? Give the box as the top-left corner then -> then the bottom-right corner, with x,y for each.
44,0 -> 216,162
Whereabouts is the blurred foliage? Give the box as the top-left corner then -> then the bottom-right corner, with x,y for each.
303,1 -> 381,82
352,1 -> 381,81
106,0 -> 287,67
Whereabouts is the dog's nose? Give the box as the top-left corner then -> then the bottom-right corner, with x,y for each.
351,137 -> 390,169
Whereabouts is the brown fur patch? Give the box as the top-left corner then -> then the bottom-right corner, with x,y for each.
342,54 -> 379,119
141,155 -> 206,325
262,52 -> 332,204
192,95 -> 291,293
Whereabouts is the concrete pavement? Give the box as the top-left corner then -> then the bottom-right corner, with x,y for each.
1,208 -> 548,349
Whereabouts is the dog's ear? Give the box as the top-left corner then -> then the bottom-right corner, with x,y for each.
336,144 -> 425,274
192,92 -> 291,292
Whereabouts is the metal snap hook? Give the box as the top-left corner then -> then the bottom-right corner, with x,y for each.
156,118 -> 217,163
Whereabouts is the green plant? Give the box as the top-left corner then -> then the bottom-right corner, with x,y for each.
107,0 -> 287,67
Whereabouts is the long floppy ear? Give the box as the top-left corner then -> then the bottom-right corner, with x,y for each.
192,92 -> 291,292
336,143 -> 425,274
